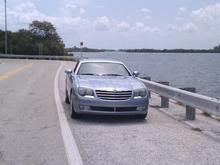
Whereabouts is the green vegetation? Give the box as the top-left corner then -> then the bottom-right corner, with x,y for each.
213,45 -> 220,52
66,46 -> 114,52
67,46 -> 220,53
119,47 -> 220,53
0,21 -> 66,55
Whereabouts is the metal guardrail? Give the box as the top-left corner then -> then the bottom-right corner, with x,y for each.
0,54 -> 76,61
140,78 -> 220,117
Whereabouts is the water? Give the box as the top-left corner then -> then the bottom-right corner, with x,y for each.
72,52 -> 220,98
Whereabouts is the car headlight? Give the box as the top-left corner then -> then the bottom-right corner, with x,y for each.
78,87 -> 94,97
133,88 -> 147,98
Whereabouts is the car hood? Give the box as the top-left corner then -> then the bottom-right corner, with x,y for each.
75,75 -> 145,91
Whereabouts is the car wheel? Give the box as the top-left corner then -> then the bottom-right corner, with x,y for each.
70,92 -> 79,119
65,89 -> 70,104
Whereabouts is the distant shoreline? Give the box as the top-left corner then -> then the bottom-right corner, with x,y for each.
120,51 -> 220,53
66,47 -> 220,53
118,49 -> 220,53
68,50 -> 220,54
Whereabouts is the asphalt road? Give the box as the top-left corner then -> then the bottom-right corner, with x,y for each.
0,59 -> 68,165
1,59 -> 220,165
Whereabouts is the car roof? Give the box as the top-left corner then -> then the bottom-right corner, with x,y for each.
79,58 -> 124,64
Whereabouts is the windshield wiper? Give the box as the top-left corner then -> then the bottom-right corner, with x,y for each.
79,73 -> 99,76
102,74 -> 123,76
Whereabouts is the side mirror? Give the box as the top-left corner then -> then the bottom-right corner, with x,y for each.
65,69 -> 72,75
132,71 -> 140,77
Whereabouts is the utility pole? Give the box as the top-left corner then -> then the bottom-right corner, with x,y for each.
4,0 -> 8,55
38,44 -> 43,55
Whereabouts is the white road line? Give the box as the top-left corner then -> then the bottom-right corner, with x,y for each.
54,62 -> 83,165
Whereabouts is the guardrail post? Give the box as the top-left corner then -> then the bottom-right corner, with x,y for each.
141,77 -> 151,98
180,87 -> 196,120
158,81 -> 169,108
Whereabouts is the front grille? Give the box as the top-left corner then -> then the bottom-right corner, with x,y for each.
115,107 -> 137,112
95,90 -> 132,100
90,106 -> 114,111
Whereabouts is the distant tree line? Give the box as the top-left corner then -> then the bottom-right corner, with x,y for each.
213,45 -> 220,52
67,46 -> 220,53
66,46 -> 114,52
119,47 -> 220,53
0,21 -> 66,55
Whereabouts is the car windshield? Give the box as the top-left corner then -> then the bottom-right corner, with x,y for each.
77,62 -> 131,76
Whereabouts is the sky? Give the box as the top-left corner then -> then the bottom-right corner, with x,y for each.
0,0 -> 220,49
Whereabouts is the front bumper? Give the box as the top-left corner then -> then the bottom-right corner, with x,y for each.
73,95 -> 149,115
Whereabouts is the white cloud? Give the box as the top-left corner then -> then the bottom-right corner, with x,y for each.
0,6 -> 5,26
144,27 -> 160,33
59,3 -> 86,16
140,8 -> 150,13
94,16 -> 111,31
189,3 -> 220,36
176,7 -> 188,21
135,22 -> 160,33
57,17 -> 82,27
1,1 -> 48,30
0,1 -> 87,33
178,7 -> 187,14
2,0 -> 219,49
117,22 -> 130,32
61,0 -> 90,6
191,3 -> 220,24
80,8 -> 85,14
166,23 -> 197,33
8,2 -> 46,23
135,22 -> 145,30
140,8 -> 152,19
181,22 -> 197,32
58,0 -> 89,16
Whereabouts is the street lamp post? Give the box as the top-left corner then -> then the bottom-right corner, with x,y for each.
80,42 -> 83,58
4,0 -> 8,55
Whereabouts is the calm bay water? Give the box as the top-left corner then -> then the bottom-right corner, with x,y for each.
73,52 -> 220,99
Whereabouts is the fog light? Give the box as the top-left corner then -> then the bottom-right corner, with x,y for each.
79,105 -> 90,110
79,105 -> 85,110
136,106 -> 145,111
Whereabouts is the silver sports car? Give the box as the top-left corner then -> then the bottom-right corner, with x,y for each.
65,59 -> 149,119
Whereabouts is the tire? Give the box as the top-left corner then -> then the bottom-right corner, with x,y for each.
70,92 -> 79,119
65,89 -> 70,104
